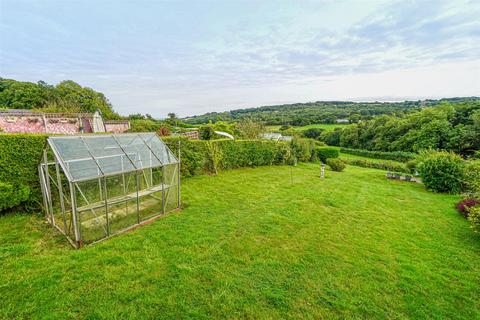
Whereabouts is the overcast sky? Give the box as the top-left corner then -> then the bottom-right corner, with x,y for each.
1,0 -> 479,118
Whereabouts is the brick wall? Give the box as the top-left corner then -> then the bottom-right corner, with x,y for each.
179,130 -> 199,140
0,113 -> 130,135
105,122 -> 130,133
45,118 -> 80,134
0,116 -> 46,133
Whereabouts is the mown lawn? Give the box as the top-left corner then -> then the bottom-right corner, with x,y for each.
1,164 -> 479,319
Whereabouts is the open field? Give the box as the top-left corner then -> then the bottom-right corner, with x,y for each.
267,123 -> 350,132
1,164 -> 479,319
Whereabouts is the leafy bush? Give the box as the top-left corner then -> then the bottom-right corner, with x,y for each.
416,151 -> 466,193
467,206 -> 480,234
341,158 -> 408,173
340,148 -> 415,162
463,161 -> 480,197
0,182 -> 30,212
315,147 -> 339,163
456,198 -> 480,218
326,158 -> 345,172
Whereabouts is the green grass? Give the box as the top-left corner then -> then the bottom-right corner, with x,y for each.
339,152 -> 404,164
267,123 -> 349,132
1,164 -> 479,319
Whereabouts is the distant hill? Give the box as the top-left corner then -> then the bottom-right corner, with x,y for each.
183,97 -> 480,126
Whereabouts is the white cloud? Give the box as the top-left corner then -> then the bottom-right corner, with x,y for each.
1,0 -> 479,117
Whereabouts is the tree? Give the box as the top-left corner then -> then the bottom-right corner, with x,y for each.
302,128 -> 324,140
199,124 -> 215,140
166,112 -> 177,125
235,118 -> 265,139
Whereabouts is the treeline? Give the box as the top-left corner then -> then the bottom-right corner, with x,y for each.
318,102 -> 480,156
183,98 -> 480,125
0,78 -> 119,119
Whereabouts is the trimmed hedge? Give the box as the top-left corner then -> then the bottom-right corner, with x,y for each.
0,134 -> 317,212
0,134 -> 47,211
0,182 -> 30,211
341,157 -> 408,173
165,137 -> 295,176
340,148 -> 415,162
315,147 -> 340,163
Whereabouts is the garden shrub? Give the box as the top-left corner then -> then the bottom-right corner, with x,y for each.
416,151 -> 466,193
456,198 -> 480,218
341,158 -> 408,173
340,148 -> 415,162
326,158 -> 346,172
463,161 -> 480,197
0,182 -> 30,212
315,147 -> 339,163
467,206 -> 480,234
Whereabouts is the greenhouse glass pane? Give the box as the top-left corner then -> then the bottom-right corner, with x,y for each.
49,137 -> 99,181
82,135 -> 136,175
164,163 -> 179,212
105,174 -> 139,234
48,133 -> 174,182
116,134 -> 162,169
139,133 -> 178,165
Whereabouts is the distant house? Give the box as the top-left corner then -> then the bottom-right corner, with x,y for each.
278,135 -> 293,142
260,132 -> 292,142
335,119 -> 350,124
0,109 -> 130,134
261,132 -> 282,141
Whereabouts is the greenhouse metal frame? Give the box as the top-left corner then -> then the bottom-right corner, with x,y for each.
39,133 -> 180,248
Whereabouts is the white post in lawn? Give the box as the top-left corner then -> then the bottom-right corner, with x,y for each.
321,163 -> 325,179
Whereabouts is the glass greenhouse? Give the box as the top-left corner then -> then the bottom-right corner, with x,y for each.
39,133 -> 180,248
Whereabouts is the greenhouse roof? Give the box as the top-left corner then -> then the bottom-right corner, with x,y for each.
48,133 -> 178,182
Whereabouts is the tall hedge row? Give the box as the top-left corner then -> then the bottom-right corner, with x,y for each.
340,148 -> 415,162
164,138 -> 296,176
0,135 -> 322,212
0,134 -> 47,211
